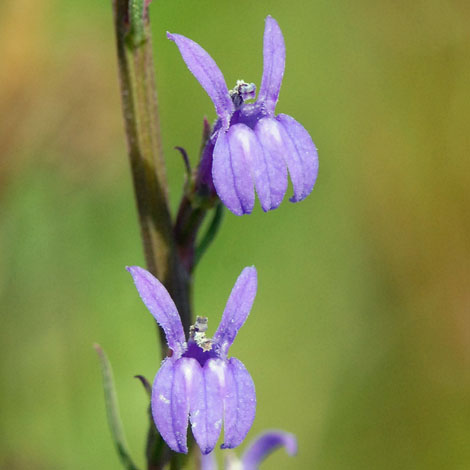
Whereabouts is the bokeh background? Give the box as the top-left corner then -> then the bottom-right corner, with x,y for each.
1,0 -> 469,468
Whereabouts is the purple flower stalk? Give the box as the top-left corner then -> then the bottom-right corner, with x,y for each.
201,430 -> 297,470
168,16 -> 319,215
127,266 -> 257,454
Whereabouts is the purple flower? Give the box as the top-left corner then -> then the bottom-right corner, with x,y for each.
127,266 -> 257,454
168,16 -> 319,215
201,430 -> 297,470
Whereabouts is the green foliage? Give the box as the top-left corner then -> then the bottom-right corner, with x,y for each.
94,344 -> 140,470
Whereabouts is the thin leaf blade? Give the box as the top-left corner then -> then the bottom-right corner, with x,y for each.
94,343 -> 140,470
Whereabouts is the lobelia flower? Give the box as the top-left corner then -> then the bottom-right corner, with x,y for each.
201,430 -> 297,470
168,16 -> 319,216
127,266 -> 257,454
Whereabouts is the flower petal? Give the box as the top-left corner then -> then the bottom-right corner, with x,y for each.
167,33 -> 234,128
257,16 -> 285,114
213,267 -> 257,357
212,130 -> 242,215
256,117 -> 304,203
226,123 -> 279,213
212,125 -> 256,215
190,358 -> 226,454
127,266 -> 186,357
221,358 -> 256,450
276,114 -> 319,201
152,358 -> 201,453
241,430 -> 297,470
254,117 -> 289,210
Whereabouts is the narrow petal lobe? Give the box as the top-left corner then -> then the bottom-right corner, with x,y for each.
241,430 -> 297,470
212,125 -> 256,215
168,33 -> 234,128
212,130 -> 242,215
213,267 -> 257,357
258,16 -> 285,114
152,358 -> 199,453
277,114 -> 319,201
190,359 -> 226,454
254,117 -> 289,210
127,266 -> 186,357
221,358 -> 256,450
226,123 -> 275,213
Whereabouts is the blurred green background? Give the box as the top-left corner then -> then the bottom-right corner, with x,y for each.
1,0 -> 469,468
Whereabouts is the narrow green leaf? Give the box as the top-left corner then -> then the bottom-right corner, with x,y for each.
195,202 -> 225,266
94,344 -> 140,470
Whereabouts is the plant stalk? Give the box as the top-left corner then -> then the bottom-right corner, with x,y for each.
112,0 -> 191,336
112,1 -> 193,468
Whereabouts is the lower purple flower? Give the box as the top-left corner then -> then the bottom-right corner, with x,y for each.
201,430 -> 298,469
127,266 -> 258,454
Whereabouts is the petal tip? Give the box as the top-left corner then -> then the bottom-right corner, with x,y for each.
288,194 -> 304,203
265,15 -> 277,25
219,195 -> 253,217
201,445 -> 216,455
272,431 -> 298,456
242,266 -> 257,279
126,265 -> 151,281
220,441 -> 237,450
166,31 -> 175,41
260,201 -> 281,212
230,204 -> 248,216
224,202 -> 245,216
241,267 -> 257,292
286,435 -> 298,456
172,442 -> 189,454
126,265 -> 140,275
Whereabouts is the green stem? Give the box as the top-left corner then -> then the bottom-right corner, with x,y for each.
111,1 -> 193,469
112,0 -> 191,336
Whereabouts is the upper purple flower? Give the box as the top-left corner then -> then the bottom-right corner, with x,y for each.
168,16 -> 319,215
127,266 -> 257,454
201,430 -> 297,470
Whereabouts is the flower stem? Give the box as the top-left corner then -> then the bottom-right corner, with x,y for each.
112,1 -> 193,468
112,0 -> 191,336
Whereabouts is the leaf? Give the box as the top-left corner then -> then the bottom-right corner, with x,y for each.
94,344 -> 140,470
195,202 -> 225,266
